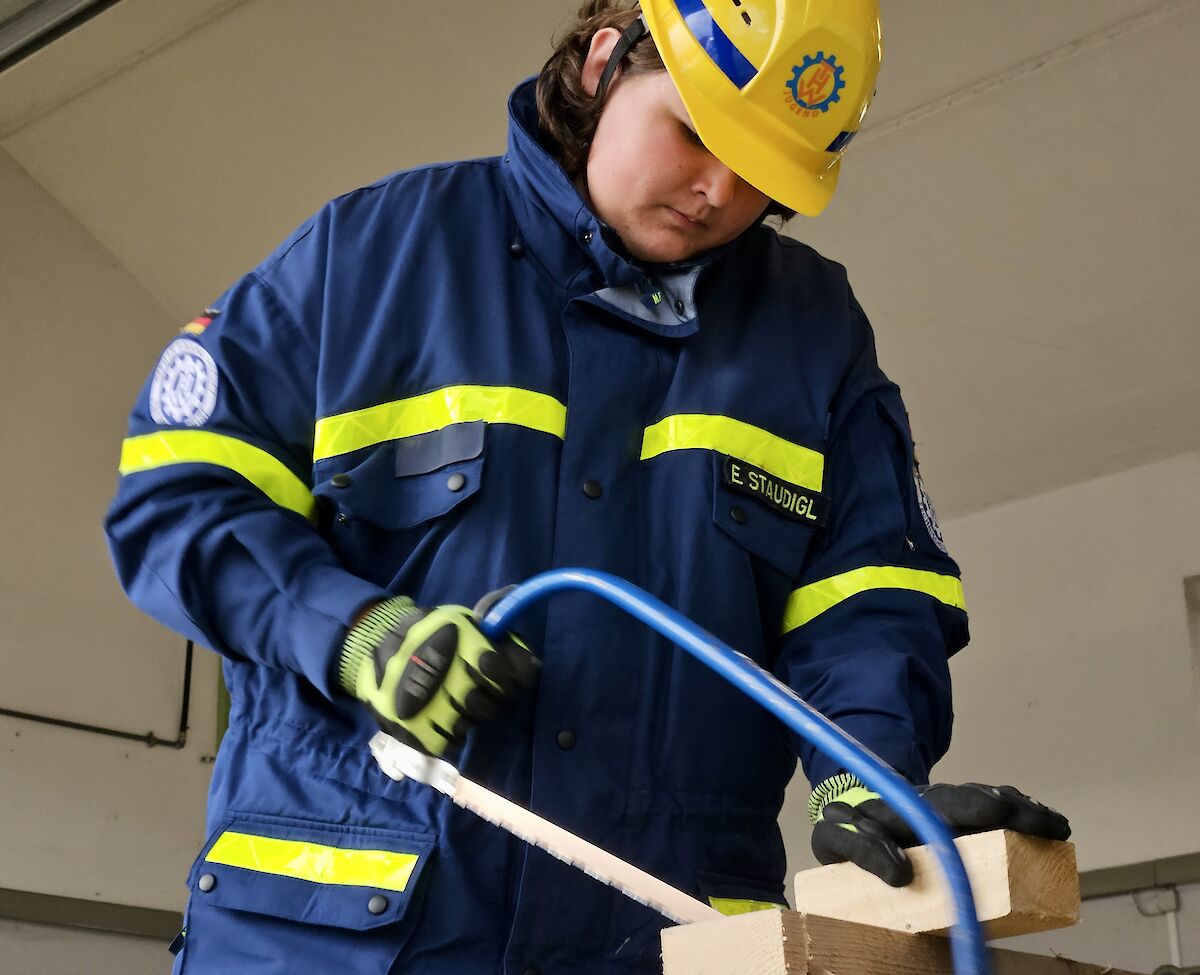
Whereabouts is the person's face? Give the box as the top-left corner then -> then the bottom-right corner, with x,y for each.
577,30 -> 770,263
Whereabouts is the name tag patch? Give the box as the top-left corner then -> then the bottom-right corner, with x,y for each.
723,457 -> 829,527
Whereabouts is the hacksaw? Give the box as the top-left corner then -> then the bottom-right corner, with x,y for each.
368,568 -> 989,975
369,731 -> 721,924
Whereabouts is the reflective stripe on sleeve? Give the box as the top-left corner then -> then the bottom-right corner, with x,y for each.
313,385 -> 567,462
204,831 -> 420,893
640,414 -> 824,491
119,430 -> 316,521
782,566 -> 966,634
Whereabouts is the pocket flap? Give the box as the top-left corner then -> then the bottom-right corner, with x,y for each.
314,429 -> 485,530
394,421 -> 485,477
189,814 -> 435,931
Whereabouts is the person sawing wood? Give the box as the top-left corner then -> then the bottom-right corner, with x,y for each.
106,1 -> 1067,971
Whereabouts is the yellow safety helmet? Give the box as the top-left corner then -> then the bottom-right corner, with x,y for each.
638,0 -> 882,216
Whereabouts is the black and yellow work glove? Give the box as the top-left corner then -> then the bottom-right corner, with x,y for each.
338,593 -> 538,756
809,774 -> 1071,887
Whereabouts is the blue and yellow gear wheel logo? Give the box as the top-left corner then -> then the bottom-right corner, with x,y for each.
785,52 -> 845,113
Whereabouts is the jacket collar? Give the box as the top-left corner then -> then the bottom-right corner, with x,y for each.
500,78 -> 766,335
501,77 -> 643,296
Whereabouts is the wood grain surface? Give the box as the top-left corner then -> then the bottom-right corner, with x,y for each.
661,910 -> 1147,975
791,830 -> 1080,938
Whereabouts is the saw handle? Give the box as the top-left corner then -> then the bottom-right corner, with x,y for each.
477,568 -> 990,975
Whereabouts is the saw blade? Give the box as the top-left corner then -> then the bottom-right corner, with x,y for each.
369,732 -> 720,925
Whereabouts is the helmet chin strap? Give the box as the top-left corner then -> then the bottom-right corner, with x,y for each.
578,15 -> 649,214
594,15 -> 649,103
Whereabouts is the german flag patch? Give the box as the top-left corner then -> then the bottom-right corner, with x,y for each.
181,308 -> 220,336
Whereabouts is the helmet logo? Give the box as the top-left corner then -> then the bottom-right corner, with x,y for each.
785,52 -> 845,116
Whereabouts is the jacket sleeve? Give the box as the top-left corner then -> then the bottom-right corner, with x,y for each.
104,259 -> 388,700
773,295 -> 969,787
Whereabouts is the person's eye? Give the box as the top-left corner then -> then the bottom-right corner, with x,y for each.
680,123 -> 705,147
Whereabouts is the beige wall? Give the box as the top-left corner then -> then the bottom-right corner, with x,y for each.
0,919 -> 168,975
938,449 -> 1200,869
0,147 -> 217,911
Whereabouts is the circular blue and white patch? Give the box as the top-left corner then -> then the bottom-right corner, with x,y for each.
149,338 -> 219,427
914,466 -> 947,554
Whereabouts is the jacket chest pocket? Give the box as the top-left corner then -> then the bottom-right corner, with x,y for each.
711,453 -> 824,580
314,423 -> 486,583
315,422 -> 485,530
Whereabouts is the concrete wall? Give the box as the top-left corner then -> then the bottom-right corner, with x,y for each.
0,147 -> 218,912
0,919 -> 169,975
1008,882 -> 1200,973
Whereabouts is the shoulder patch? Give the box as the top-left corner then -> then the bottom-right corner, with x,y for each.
914,465 -> 947,554
150,338 -> 219,427
180,308 -> 220,336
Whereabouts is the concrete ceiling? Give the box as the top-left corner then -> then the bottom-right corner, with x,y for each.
1,0 -> 1197,517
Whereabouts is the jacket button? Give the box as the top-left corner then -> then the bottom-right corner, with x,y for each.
367,895 -> 389,915
330,473 -> 352,488
447,472 -> 466,492
556,730 -> 577,750
673,299 -> 685,315
580,230 -> 593,244
197,873 -> 216,893
730,506 -> 748,525
509,240 -> 525,258
582,480 -> 602,499
336,513 -> 350,527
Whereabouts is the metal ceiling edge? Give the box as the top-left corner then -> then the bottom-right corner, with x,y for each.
0,887 -> 181,940
0,0 -> 247,141
1079,852 -> 1200,900
0,0 -> 117,69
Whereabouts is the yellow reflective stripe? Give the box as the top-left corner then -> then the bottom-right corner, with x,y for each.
708,897 -> 783,916
782,566 -> 966,634
313,385 -> 567,462
119,431 -> 316,521
640,414 -> 824,491
205,831 -> 420,893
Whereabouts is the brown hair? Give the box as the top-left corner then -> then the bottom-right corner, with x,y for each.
535,1 -> 792,221
536,1 -> 664,178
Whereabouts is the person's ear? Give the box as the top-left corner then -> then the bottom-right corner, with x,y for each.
580,27 -> 623,98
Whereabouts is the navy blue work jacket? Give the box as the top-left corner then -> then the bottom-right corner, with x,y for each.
106,80 -> 968,974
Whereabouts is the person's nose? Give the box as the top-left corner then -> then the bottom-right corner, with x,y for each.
694,158 -> 739,209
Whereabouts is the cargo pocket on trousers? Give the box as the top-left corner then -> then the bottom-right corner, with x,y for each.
177,813 -> 435,974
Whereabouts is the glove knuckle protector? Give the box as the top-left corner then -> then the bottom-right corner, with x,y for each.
340,595 -> 537,755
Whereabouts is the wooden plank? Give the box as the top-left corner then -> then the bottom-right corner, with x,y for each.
791,829 -> 1079,939
661,910 -> 1148,975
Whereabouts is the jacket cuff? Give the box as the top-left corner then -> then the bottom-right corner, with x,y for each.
286,567 -> 391,700
799,715 -> 930,794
